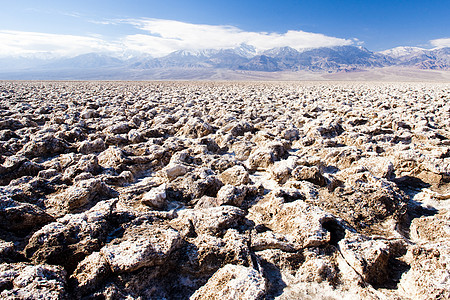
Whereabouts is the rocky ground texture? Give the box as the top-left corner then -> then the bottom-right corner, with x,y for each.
0,81 -> 449,299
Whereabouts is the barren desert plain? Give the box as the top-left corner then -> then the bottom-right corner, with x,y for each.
0,80 -> 449,299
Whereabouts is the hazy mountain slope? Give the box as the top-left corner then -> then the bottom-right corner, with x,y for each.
42,53 -> 125,69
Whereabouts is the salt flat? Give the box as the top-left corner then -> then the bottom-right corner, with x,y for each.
2,67 -> 450,82
0,81 -> 449,299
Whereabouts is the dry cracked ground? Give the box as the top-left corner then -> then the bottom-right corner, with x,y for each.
0,81 -> 449,300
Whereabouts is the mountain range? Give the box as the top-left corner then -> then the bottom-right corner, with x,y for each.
1,44 -> 449,79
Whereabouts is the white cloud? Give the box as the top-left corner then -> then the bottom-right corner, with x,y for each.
0,30 -> 120,58
121,18 -> 353,56
122,34 -> 183,57
0,19 -> 354,58
430,37 -> 450,48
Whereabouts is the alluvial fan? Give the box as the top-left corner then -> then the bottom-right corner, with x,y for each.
0,81 -> 449,299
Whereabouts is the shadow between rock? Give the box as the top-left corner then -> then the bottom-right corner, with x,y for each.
258,258 -> 287,299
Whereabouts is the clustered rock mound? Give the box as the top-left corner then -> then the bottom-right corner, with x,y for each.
0,81 -> 449,299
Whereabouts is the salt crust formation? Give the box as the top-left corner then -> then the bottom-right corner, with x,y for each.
0,81 -> 449,299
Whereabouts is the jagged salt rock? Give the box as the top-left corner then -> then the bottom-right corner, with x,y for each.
190,264 -> 266,300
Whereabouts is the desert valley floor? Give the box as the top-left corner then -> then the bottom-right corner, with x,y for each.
0,81 -> 449,299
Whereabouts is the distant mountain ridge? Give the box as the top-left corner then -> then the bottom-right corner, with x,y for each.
122,45 -> 450,72
237,46 -> 392,72
1,44 -> 449,79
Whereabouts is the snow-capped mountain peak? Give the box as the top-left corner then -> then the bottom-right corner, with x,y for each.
232,43 -> 258,58
262,46 -> 300,57
379,46 -> 427,58
169,49 -> 220,57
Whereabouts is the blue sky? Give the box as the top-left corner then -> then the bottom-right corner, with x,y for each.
1,0 -> 449,58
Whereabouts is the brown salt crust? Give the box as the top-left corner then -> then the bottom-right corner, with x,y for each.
0,81 -> 448,299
